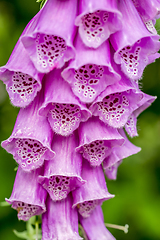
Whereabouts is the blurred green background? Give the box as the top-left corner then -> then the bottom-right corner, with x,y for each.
0,1 -> 160,239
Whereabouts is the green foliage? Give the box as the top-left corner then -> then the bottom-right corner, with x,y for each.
36,0 -> 47,9
13,216 -> 42,240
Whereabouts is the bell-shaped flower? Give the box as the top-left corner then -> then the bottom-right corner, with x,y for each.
89,73 -> 143,128
132,0 -> 160,22
79,205 -> 116,240
62,34 -> 120,103
6,166 -> 47,221
110,0 -> 160,80
21,0 -> 77,73
75,0 -> 122,48
0,17 -> 44,107
42,194 -> 82,240
1,93 -> 55,171
103,128 -> 141,180
72,159 -> 114,218
38,132 -> 85,201
125,93 -> 156,137
38,68 -> 91,136
76,116 -> 125,167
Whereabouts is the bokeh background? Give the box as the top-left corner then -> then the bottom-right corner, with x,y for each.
0,1 -> 160,239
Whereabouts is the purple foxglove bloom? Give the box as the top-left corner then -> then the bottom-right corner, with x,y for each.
125,93 -> 156,137
6,166 -> 47,221
103,128 -> 141,180
76,116 -> 125,167
89,74 -> 143,128
104,160 -> 122,180
38,68 -> 91,136
0,17 -> 44,107
62,34 -> 120,103
110,0 -> 160,80
72,159 -> 114,218
38,132 -> 85,201
21,0 -> 77,73
75,0 -> 122,48
79,205 -> 116,240
42,194 -> 82,240
132,0 -> 160,22
1,94 -> 55,171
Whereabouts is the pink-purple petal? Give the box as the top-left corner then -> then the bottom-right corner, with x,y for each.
21,0 -> 77,73
110,0 -> 160,80
72,159 -> 114,218
75,0 -> 122,48
39,68 -> 91,136
79,205 -> 116,240
38,132 -> 85,201
6,166 -> 47,221
62,35 -> 120,103
1,94 -> 55,171
89,76 -> 143,128
76,116 -> 124,166
42,194 -> 82,240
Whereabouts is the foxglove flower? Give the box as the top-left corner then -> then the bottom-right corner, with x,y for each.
132,0 -> 160,22
89,74 -> 143,128
76,116 -> 125,166
21,0 -> 77,73
38,68 -> 91,136
72,159 -> 114,218
38,132 -> 85,201
42,194 -> 82,240
75,0 -> 122,48
62,34 -> 120,103
1,93 -> 55,171
0,18 -> 44,107
110,0 -> 160,80
125,93 -> 156,137
79,205 -> 116,240
103,128 -> 141,180
6,166 -> 47,221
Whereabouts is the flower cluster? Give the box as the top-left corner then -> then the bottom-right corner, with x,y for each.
0,0 -> 159,239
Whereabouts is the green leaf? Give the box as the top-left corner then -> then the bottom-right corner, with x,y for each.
0,201 -> 10,207
13,230 -> 29,240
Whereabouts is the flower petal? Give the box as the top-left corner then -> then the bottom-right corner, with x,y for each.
39,68 -> 91,136
125,93 -> 156,137
103,128 -> 141,179
110,0 -> 160,80
0,18 -> 44,107
38,132 -> 85,201
42,194 -> 82,240
21,0 -> 77,73
75,0 -> 122,48
1,93 -> 55,171
72,159 -> 114,218
79,205 -> 116,240
62,35 -> 120,103
89,74 -> 143,128
76,116 -> 124,166
6,166 -> 47,221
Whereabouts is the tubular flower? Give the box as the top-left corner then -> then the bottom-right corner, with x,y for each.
1,0 -> 159,239
1,93 -> 55,171
0,17 -> 44,107
62,34 -> 120,103
75,0 -> 122,48
42,194 -> 82,240
6,166 -> 47,221
38,132 -> 85,201
21,0 -> 77,73
103,128 -> 141,180
72,159 -> 114,218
